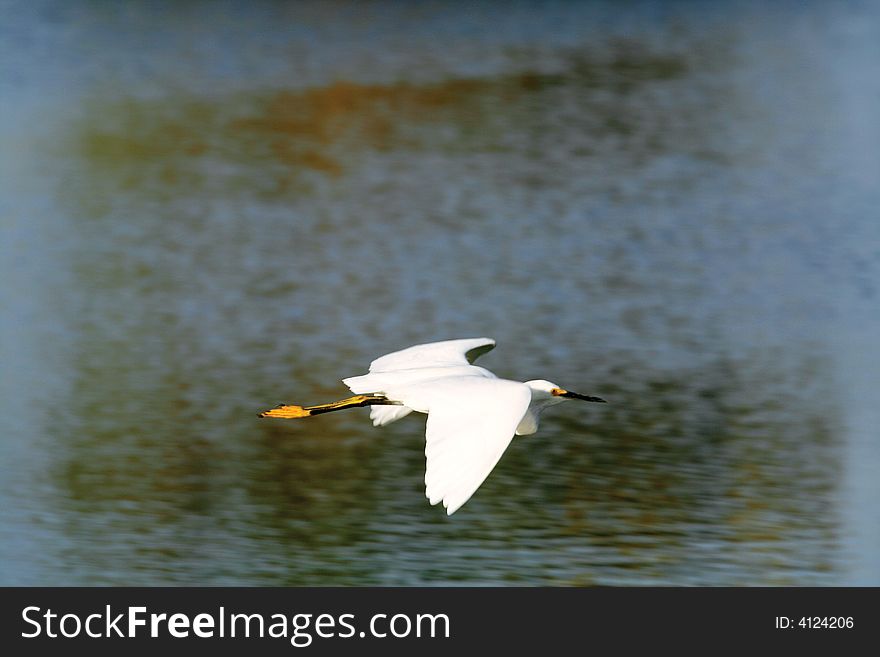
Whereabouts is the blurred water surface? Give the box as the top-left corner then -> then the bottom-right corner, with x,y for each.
1,0 -> 879,585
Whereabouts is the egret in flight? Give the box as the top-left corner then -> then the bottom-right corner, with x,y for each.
260,337 -> 606,515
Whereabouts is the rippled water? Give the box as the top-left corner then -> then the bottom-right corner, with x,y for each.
2,0 -> 878,585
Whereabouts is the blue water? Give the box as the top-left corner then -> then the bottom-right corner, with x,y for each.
1,0 -> 878,585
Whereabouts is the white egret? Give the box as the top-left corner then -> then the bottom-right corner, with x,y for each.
260,337 -> 606,515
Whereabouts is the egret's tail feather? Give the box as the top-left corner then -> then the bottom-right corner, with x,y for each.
370,405 -> 413,426
259,394 -> 397,419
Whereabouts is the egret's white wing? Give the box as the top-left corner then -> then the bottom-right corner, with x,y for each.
343,338 -> 497,430
369,337 -> 495,372
422,378 -> 531,515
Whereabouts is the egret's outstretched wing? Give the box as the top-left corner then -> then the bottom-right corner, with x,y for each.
369,337 -> 495,372
422,378 -> 531,515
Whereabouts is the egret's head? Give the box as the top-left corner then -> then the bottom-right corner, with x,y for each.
524,379 -> 607,404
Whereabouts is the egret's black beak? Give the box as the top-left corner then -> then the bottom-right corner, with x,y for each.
552,388 -> 607,403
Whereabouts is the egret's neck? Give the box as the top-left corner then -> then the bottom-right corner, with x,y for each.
516,394 -> 564,436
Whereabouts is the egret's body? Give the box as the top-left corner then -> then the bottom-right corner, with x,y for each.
260,337 -> 605,515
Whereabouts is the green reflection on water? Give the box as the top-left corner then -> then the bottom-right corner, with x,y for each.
71,43 -> 693,207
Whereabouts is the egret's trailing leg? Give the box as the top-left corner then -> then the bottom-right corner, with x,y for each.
259,394 -> 398,419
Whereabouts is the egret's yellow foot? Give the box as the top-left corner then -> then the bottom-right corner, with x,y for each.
260,404 -> 312,419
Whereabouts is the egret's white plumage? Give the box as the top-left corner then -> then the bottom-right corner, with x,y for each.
261,337 -> 606,515
420,378 -> 531,514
